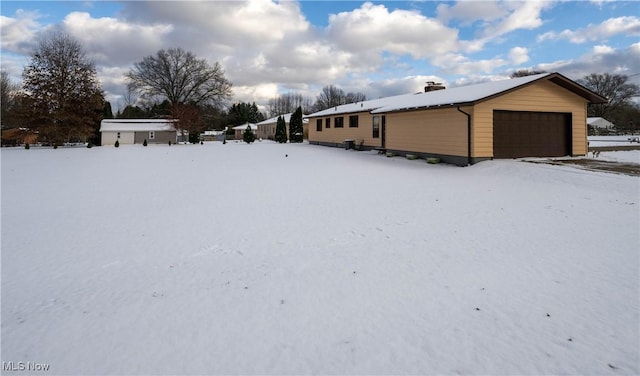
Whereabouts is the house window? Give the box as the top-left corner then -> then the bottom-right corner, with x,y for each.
373,116 -> 380,138
349,115 -> 359,128
335,116 -> 344,128
316,119 -> 322,132
325,118 -> 331,128
149,131 -> 155,140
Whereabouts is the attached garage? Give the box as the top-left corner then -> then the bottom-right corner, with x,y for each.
306,72 -> 607,166
493,110 -> 571,158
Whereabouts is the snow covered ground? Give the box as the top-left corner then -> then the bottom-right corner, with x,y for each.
2,142 -> 639,375
595,150 -> 640,164
589,135 -> 640,147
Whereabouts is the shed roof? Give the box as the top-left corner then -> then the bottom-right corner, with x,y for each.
256,113 -> 310,126
100,119 -> 177,132
232,122 -> 257,130
307,72 -> 607,117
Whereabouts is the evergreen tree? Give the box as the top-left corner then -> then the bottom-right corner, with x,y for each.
103,101 -> 114,119
275,115 -> 287,143
243,125 -> 256,144
21,32 -> 105,145
289,107 -> 304,143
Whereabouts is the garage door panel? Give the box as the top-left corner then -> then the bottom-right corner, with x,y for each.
493,111 -> 570,158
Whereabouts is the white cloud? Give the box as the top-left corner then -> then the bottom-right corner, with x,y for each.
593,45 -> 615,54
537,16 -> 640,43
480,1 -> 554,41
509,46 -> 530,65
533,42 -> 640,81
62,12 -> 174,65
432,53 -> 508,75
326,2 -> 459,59
453,1 -> 555,54
436,1 -> 505,25
0,10 -> 43,53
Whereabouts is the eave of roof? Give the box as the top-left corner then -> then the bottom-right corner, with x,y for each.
306,72 -> 608,117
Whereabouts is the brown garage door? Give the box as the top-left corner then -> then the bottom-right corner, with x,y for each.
493,110 -> 571,158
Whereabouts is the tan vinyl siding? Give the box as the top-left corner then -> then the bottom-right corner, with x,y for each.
308,111 -> 381,147
386,107 -> 468,156
473,80 -> 590,157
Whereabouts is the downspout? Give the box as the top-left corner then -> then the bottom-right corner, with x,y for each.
457,106 -> 472,166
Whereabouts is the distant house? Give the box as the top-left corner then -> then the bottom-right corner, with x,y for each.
1,128 -> 38,147
256,113 -> 310,141
100,119 -> 179,145
232,123 -> 257,140
306,72 -> 606,165
200,130 -> 226,142
587,117 -> 614,130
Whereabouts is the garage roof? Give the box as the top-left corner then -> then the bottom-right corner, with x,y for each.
307,72 -> 607,117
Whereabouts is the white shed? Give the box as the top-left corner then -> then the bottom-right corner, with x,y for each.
100,119 -> 179,145
587,117 -> 614,130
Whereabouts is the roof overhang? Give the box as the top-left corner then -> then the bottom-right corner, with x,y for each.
546,73 -> 608,104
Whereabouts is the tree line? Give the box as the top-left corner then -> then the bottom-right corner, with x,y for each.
2,32 -> 638,147
0,31 -> 368,146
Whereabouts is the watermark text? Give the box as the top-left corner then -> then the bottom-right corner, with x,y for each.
2,361 -> 50,372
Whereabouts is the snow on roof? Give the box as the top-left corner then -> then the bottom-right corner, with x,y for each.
256,113 -> 309,126
307,73 -> 554,117
99,119 -> 177,132
587,117 -> 607,124
232,123 -> 257,130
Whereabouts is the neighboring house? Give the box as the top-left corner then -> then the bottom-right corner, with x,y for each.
307,72 -> 606,166
1,128 -> 38,146
232,123 -> 257,140
256,113 -> 310,140
100,119 -> 179,145
200,130 -> 226,142
587,117 -> 614,130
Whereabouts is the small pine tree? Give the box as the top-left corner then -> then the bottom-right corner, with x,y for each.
243,125 -> 256,144
289,107 -> 304,143
143,139 -> 148,146
275,116 -> 287,143
87,141 -> 93,148
25,143 -> 30,149
115,140 -> 120,147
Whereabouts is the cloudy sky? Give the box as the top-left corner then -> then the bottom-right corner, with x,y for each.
1,0 -> 639,111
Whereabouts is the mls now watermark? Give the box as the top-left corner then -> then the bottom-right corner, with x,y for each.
2,361 -> 50,372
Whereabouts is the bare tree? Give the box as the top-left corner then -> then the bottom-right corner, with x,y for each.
345,91 -> 367,103
21,32 -> 104,145
267,92 -> 313,117
314,85 -> 346,111
578,73 -> 640,119
1,71 -> 20,128
126,48 -> 232,107
313,85 -> 367,111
